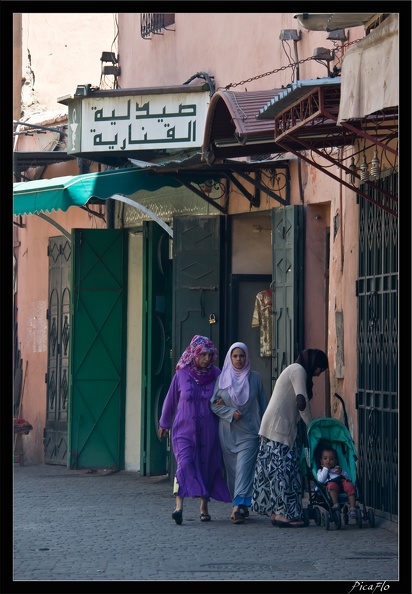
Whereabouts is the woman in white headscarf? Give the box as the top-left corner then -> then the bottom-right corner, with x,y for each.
211,342 -> 267,524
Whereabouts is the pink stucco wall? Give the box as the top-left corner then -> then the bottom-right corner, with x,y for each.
20,13 -> 116,114
14,13 -> 115,463
118,13 -> 361,92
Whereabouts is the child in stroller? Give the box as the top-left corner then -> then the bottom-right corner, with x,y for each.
301,397 -> 375,530
317,446 -> 357,520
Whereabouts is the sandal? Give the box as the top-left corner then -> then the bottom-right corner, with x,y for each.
200,513 -> 211,522
240,505 -> 250,518
289,520 -> 305,528
172,509 -> 183,525
274,519 -> 305,528
231,511 -> 245,524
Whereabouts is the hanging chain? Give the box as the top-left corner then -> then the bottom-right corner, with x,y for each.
221,38 -> 361,90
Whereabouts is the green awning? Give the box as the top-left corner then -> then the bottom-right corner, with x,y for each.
13,166 -> 212,216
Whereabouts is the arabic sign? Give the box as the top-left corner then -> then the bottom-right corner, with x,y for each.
67,92 -> 210,154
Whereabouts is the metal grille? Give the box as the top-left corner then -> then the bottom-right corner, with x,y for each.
141,14 -> 175,39
44,237 -> 71,465
357,172 -> 398,519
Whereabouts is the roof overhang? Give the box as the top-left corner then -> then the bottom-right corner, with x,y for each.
202,89 -> 287,164
293,13 -> 378,31
127,157 -> 291,209
257,78 -> 356,152
13,154 -> 292,217
337,13 -> 398,123
14,151 -> 77,178
257,78 -> 398,217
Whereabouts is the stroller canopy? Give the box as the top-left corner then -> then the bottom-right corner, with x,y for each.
304,417 -> 358,484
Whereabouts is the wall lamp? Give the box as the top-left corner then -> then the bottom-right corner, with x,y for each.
279,29 -> 302,82
74,84 -> 91,97
327,29 -> 348,41
313,47 -> 335,77
100,52 -> 121,77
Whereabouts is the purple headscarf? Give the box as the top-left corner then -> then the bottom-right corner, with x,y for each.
175,335 -> 219,384
218,342 -> 251,406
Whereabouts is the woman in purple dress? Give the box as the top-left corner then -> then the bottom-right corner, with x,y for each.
158,335 -> 231,525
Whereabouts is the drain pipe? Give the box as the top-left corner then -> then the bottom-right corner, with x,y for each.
106,199 -> 115,229
293,38 -> 300,82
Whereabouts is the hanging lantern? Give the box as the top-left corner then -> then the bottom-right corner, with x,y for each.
370,149 -> 380,178
348,156 -> 357,184
360,155 -> 369,181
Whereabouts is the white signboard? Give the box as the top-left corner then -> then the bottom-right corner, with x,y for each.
67,92 -> 210,153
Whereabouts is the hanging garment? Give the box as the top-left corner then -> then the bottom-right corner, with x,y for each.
251,289 -> 273,357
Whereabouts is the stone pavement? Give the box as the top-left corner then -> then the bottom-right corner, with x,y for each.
8,463 -> 408,593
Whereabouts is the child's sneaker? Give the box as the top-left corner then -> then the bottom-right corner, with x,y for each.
349,507 -> 357,519
332,504 -> 339,511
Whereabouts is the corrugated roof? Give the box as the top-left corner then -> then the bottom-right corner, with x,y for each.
257,78 -> 341,120
202,88 -> 285,163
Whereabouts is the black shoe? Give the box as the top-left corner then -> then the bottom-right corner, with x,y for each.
172,509 -> 183,525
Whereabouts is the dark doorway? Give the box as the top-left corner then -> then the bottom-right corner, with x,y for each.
141,222 -> 173,476
230,274 -> 272,400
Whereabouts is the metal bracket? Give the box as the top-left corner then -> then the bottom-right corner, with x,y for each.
13,215 -> 25,228
171,175 -> 227,214
34,213 -> 72,241
222,171 -> 259,207
235,170 -> 288,206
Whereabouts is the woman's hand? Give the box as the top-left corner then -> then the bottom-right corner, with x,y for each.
233,410 -> 243,421
214,397 -> 224,407
158,427 -> 169,439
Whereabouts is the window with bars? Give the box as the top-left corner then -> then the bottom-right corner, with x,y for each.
141,14 -> 175,39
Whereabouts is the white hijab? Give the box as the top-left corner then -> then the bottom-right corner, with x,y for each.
219,342 -> 251,406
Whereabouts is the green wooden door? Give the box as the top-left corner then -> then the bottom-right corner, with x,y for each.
141,222 -> 173,476
172,215 -> 224,367
271,205 -> 304,382
69,229 -> 127,469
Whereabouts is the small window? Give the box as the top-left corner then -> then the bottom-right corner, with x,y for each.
141,14 -> 175,39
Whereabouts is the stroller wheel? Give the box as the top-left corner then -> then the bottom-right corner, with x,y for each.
314,506 -> 321,526
302,508 -> 310,526
367,508 -> 375,528
323,511 -> 330,530
343,506 -> 349,525
356,508 -> 363,528
333,508 -> 341,529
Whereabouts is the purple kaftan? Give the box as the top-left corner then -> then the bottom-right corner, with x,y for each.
159,367 -> 231,502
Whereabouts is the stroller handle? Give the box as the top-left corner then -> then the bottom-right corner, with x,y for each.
334,393 -> 349,430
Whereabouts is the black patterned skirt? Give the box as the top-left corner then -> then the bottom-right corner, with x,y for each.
251,436 -> 303,520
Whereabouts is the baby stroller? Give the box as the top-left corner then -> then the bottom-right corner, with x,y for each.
301,394 -> 376,530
